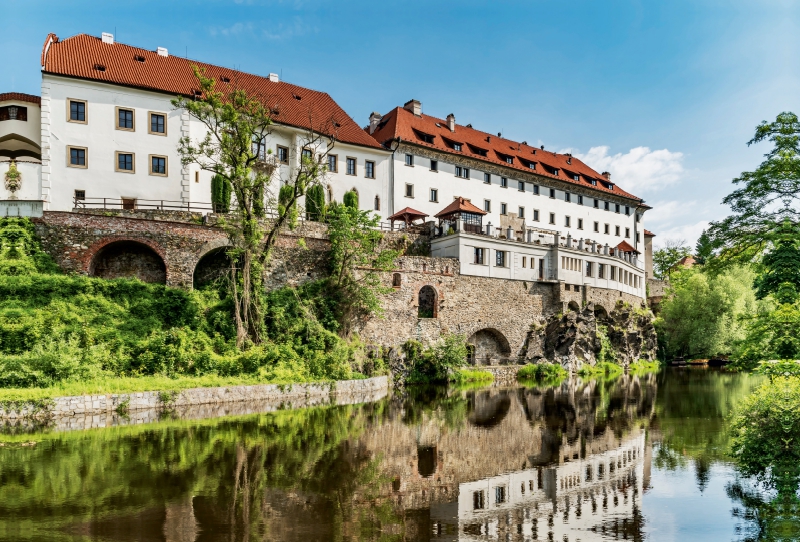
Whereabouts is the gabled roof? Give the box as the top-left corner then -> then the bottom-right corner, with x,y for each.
0,93 -> 41,106
644,229 -> 655,237
370,106 -> 642,201
40,33 -> 383,150
388,207 -> 428,222
435,197 -> 488,218
616,240 -> 640,254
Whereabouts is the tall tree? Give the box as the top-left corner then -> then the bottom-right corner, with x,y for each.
694,229 -> 715,265
211,174 -> 232,213
652,239 -> 691,279
174,67 -> 334,345
305,184 -> 326,222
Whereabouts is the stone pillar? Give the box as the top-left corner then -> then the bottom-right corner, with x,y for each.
486,222 -> 493,236
566,234 -> 572,248
604,244 -> 610,255
591,241 -> 597,253
507,226 -> 514,240
554,232 -> 560,246
457,218 -> 464,233
578,239 -> 584,250
527,229 -> 533,243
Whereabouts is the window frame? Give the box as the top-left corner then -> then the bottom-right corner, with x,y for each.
327,154 -> 338,173
615,225 -> 621,236
455,166 -> 470,179
67,99 -> 88,124
365,160 -> 376,179
67,145 -> 88,168
114,151 -> 136,174
625,227 -> 630,238
483,199 -> 491,212
404,153 -> 414,167
148,154 -> 168,177
604,224 -> 610,235
495,250 -> 506,268
147,111 -> 167,136
500,202 -> 507,215
429,188 -> 438,202
565,215 -> 571,228
594,221 -> 599,232
474,247 -> 485,265
484,172 -> 491,184
404,183 -> 414,198
277,145 -> 290,165
518,206 -> 525,219
346,157 -> 357,176
577,218 -> 583,230
115,106 -> 135,132
533,184 -> 540,195
500,177 -> 508,188
430,159 -> 438,172
518,180 -> 525,192
549,212 -> 556,225
533,209 -> 540,222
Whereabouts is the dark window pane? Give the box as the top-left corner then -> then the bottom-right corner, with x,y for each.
70,101 -> 86,122
150,114 -> 165,133
118,153 -> 133,170
119,109 -> 133,129
70,148 -> 86,166
152,156 -> 166,174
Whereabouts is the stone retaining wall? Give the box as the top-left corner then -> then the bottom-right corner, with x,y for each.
482,365 -> 524,385
0,376 -> 389,432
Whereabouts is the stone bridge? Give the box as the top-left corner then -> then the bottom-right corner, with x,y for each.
33,210 -> 330,288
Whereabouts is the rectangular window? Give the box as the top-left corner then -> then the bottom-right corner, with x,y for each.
74,189 -> 85,201
365,160 -> 375,178
430,159 -> 438,171
405,183 -> 414,198
496,251 -> 506,267
484,199 -> 491,212
533,184 -> 540,195
455,166 -> 470,178
518,181 -> 525,192
500,177 -> 508,188
604,224 -> 610,235
578,218 -> 583,230
116,107 -> 134,131
636,232 -> 641,243
615,203 -> 621,213
277,146 -> 289,164
598,264 -> 605,279
484,172 -> 491,184
565,216 -> 571,227
594,221 -> 599,232
453,143 -> 462,151
148,112 -> 166,135
327,154 -> 337,172
578,195 -> 583,205
594,199 -> 600,208
549,188 -> 556,199
301,148 -> 313,161
0,105 -> 28,121
252,136 -> 266,160
586,262 -> 593,277
149,155 -> 167,176
405,154 -> 414,166
500,203 -> 507,215
67,146 -> 87,168
625,206 -> 630,215
68,99 -> 87,123
625,227 -> 630,238
495,485 -> 506,504
474,247 -> 485,265
505,156 -> 513,164
374,196 -> 380,211
473,490 -> 485,510
430,188 -> 438,202
115,151 -> 135,173
522,256 -> 527,268
549,212 -> 556,225
604,201 -> 610,211
121,198 -> 137,210
518,206 -> 525,218
533,209 -> 539,221
565,192 -> 571,203
615,225 -> 621,236
347,157 -> 356,175
611,266 -> 616,281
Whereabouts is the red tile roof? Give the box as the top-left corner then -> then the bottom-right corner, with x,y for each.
0,93 -> 41,106
388,207 -> 429,222
41,33 -> 382,149
644,229 -> 655,237
616,240 -> 640,254
370,106 -> 642,202
434,197 -> 488,218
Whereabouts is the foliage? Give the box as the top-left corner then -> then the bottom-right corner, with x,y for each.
596,324 -> 617,365
278,183 -> 298,229
734,302 -> 800,367
652,238 -> 691,279
629,359 -> 661,374
655,266 -> 759,359
326,205 -> 398,336
578,361 -> 623,379
210,173 -> 232,213
343,189 -> 359,210
403,335 -> 469,384
449,368 -> 494,385
754,235 -> 800,303
517,362 -> 567,384
694,229 -> 716,265
305,183 -> 326,222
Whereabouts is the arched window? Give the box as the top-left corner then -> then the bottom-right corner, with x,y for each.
418,285 -> 437,318
374,195 -> 380,211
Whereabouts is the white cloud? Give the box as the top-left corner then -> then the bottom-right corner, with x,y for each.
569,145 -> 685,195
653,220 -> 710,249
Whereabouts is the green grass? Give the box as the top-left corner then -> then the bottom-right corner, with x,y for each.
0,372 -> 353,402
577,361 -> 623,378
449,368 -> 494,385
629,359 -> 661,374
517,363 -> 568,386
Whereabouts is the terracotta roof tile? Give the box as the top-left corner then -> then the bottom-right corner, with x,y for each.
644,229 -> 655,237
388,207 -> 428,221
434,196 -> 488,218
616,240 -> 640,254
371,106 -> 642,201
0,93 -> 41,106
41,33 -> 382,149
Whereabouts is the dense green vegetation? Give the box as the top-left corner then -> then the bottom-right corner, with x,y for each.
517,362 -> 567,385
402,335 -> 470,384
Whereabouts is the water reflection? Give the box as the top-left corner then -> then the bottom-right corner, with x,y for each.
0,369 -> 774,541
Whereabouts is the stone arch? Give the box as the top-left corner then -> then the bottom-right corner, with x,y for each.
88,239 -> 167,284
418,285 -> 438,318
568,301 -> 581,312
468,390 -> 512,428
417,446 -> 437,477
192,239 -> 233,289
467,328 -> 512,365
594,304 -> 610,322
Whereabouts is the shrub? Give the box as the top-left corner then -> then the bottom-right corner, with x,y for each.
517,363 -> 567,383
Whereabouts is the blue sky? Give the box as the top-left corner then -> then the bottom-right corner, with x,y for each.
3,0 -> 799,247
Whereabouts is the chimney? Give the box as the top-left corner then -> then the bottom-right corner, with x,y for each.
602,171 -> 611,180
403,99 -> 421,116
101,32 -> 114,45
368,112 -> 382,134
268,72 -> 279,83
446,113 -> 455,132
157,47 -> 168,57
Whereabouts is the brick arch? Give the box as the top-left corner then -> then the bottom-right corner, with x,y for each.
192,238 -> 233,289
194,238 -> 232,263
84,236 -> 169,284
411,283 -> 444,307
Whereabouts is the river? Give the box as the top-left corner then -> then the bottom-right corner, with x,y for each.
0,368 -> 770,541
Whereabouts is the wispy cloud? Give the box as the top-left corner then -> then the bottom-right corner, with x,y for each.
564,146 -> 685,195
209,18 -> 315,41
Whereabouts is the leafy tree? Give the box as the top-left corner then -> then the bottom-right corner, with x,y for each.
652,238 -> 691,279
326,205 -> 397,336
210,173 -> 232,213
754,235 -> 800,303
343,190 -> 359,210
694,229 -> 715,265
305,183 -> 326,222
174,67 -> 333,345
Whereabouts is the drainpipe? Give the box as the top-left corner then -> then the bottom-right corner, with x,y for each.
388,138 -> 402,217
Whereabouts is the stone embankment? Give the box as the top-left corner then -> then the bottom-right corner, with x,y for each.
0,376 -> 389,432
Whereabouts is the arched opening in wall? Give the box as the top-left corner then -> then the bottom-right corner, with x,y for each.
418,285 -> 438,318
327,184 -> 333,203
568,301 -> 581,312
467,328 -> 512,365
594,305 -> 610,323
374,195 -> 380,211
392,273 -> 402,287
193,247 -> 232,289
417,446 -> 438,477
468,390 -> 512,428
89,240 -> 166,284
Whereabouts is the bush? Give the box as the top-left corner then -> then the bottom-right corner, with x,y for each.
343,190 -> 359,210
449,368 -> 494,385
404,335 -> 469,384
517,363 -> 567,383
577,361 -> 623,379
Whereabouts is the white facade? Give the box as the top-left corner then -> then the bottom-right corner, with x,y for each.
39,75 -> 392,215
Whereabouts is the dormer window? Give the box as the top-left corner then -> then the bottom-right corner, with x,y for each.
454,143 -> 462,151
94,63 -> 106,72
134,55 -> 146,63
413,129 -> 435,144
591,179 -> 597,186
221,76 -> 231,83
573,174 -> 580,181
468,144 -> 488,156
608,183 -> 614,190
553,169 -> 559,176
506,156 -> 513,164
